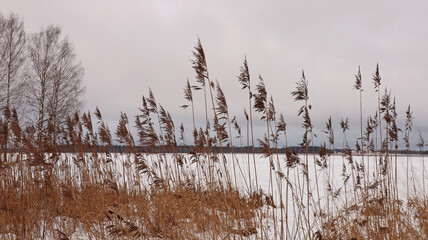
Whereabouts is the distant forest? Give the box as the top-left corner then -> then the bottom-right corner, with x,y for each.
74,145 -> 428,155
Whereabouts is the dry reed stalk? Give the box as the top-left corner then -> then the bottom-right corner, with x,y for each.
340,118 -> 349,206
276,113 -> 288,239
182,79 -> 207,190
291,70 -> 313,238
390,97 -> 400,214
254,75 -> 280,238
192,39 -> 232,239
268,96 -> 287,239
193,38 -> 232,190
147,90 -> 173,183
380,89 -> 396,229
243,108 -> 251,188
324,117 -> 336,214
238,56 -> 259,194
417,132 -> 425,204
404,105 -> 413,201
231,116 -> 250,191
373,64 -> 384,201
215,81 -> 238,188
216,81 -> 251,235
354,66 -> 367,192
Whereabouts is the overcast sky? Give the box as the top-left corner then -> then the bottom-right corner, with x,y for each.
2,0 -> 428,149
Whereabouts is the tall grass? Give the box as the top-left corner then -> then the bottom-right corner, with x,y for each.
0,39 -> 427,239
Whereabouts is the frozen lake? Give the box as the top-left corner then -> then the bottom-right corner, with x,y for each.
2,151 -> 427,239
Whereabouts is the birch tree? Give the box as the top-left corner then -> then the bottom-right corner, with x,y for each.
0,13 -> 26,113
0,13 -> 26,154
25,25 -> 84,145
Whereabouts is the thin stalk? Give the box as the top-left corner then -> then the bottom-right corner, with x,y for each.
284,135 -> 291,239
404,105 -> 413,201
290,70 -> 312,238
244,109 -> 252,193
418,132 -> 425,204
238,56 -> 258,193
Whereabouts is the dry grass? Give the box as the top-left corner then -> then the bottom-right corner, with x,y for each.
0,152 -> 262,239
0,102 -> 265,239
0,40 -> 427,239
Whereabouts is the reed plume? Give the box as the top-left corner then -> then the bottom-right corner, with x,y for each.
291,70 -> 313,238
238,56 -> 258,194
404,105 -> 413,200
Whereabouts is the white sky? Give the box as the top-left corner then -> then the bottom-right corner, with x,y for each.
2,0 -> 428,149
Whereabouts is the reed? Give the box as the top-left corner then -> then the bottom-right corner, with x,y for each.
404,105 -> 413,200
1,39 -> 428,239
238,56 -> 258,194
291,70 -> 312,238
417,132 -> 425,204
354,66 -> 366,199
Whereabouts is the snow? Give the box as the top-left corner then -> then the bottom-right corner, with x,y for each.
2,152 -> 427,239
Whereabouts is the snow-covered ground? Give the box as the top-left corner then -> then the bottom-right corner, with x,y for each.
2,152 -> 427,239
102,152 -> 428,238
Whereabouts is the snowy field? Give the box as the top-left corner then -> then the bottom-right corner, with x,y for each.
2,152 -> 427,239
71,152 -> 428,237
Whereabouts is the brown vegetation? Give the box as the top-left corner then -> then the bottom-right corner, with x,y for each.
0,36 -> 427,239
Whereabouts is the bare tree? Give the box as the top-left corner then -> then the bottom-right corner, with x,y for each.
0,13 -> 26,157
25,25 -> 84,145
0,13 -> 26,113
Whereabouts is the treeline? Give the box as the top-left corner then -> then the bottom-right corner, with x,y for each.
49,145 -> 428,155
0,12 -> 84,148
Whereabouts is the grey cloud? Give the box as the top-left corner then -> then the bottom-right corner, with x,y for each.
2,0 -> 428,148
